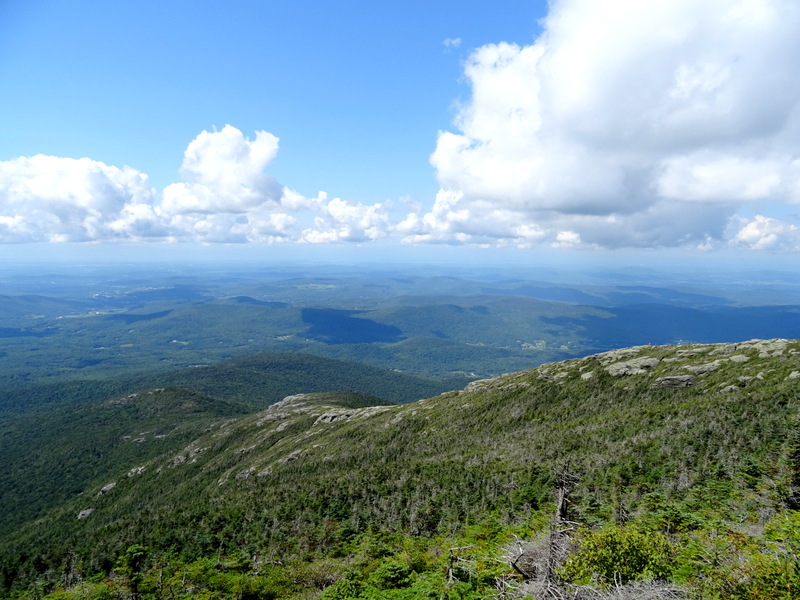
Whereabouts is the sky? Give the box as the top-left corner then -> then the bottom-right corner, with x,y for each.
2,0 -> 800,266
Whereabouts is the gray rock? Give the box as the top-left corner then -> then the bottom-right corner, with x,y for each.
500,382 -> 533,391
236,467 -> 255,480
739,339 -> 788,358
606,357 -> 660,376
685,360 -> 721,375
787,371 -> 800,380
656,375 -> 696,388
720,385 -> 740,393
677,347 -> 712,357
729,354 -> 750,363
464,378 -> 496,392
77,509 -> 94,520
595,347 -> 643,364
278,449 -> 303,464
710,344 -> 737,356
315,411 -> 355,424
97,482 -> 116,495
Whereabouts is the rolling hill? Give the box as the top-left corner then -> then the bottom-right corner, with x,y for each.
0,352 -> 466,418
0,352 -> 464,546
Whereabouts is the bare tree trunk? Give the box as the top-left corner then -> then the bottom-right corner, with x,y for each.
546,465 -> 579,586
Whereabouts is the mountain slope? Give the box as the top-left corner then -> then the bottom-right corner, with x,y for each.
3,339 -> 800,598
0,387 -> 250,538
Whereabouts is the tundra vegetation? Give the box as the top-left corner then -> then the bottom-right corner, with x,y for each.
2,339 -> 800,598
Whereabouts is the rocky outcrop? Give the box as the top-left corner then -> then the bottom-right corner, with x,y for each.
656,375 -> 696,388
97,482 -> 116,496
315,411 -> 355,425
606,357 -> 660,376
684,361 -> 720,375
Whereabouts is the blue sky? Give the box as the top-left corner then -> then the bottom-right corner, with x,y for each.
1,1 -> 543,198
2,0 -> 800,264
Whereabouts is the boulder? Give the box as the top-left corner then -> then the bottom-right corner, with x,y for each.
606,357 -> 660,376
685,361 -> 720,375
656,375 -> 696,388
97,482 -> 116,496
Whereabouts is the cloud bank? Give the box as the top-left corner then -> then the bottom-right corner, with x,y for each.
424,0 -> 800,250
2,0 -> 800,251
0,126 -> 391,245
0,155 -> 161,242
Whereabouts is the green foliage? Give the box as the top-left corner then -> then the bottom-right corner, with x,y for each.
0,353 -> 460,541
729,513 -> 800,599
558,525 -> 674,586
113,545 -> 147,599
4,340 -> 800,599
368,560 -> 412,589
320,571 -> 363,600
0,387 -> 250,538
668,520 -> 800,599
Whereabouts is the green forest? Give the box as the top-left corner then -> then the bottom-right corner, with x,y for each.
2,339 -> 800,598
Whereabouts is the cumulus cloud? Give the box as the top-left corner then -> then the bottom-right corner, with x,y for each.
0,155 -> 161,242
421,0 -> 800,249
4,0 -> 800,252
161,125 -> 284,215
158,126 -> 305,243
159,127 -> 393,244
732,214 -> 800,250
301,193 -> 393,243
0,126 -> 393,245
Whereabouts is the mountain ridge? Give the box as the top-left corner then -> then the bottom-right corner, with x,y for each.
3,339 -> 800,598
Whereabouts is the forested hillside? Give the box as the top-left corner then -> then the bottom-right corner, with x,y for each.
0,352 -> 464,418
0,353 -> 461,546
3,339 -> 800,598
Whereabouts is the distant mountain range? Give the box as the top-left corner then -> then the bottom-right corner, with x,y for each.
3,270 -> 800,387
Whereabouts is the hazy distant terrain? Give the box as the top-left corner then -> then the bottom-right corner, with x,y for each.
2,263 -> 800,391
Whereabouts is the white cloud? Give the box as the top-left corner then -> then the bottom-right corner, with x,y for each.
158,127 -> 392,244
301,194 -> 392,243
0,127 -> 307,244
158,125 -> 300,243
443,37 -> 462,49
552,230 -> 581,248
421,0 -> 800,249
0,155 -> 160,242
108,203 -> 172,241
5,0 -> 800,256
732,214 -> 800,250
161,125 -> 283,215
0,126 -> 398,245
